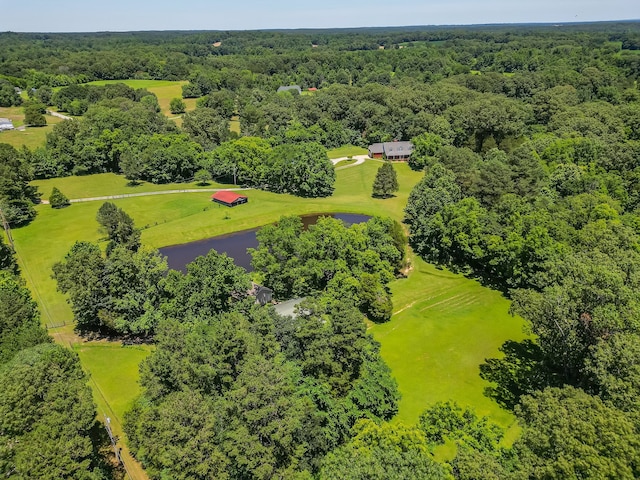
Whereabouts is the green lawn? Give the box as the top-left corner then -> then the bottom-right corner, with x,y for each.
370,256 -> 528,429
74,343 -> 151,426
13,158 -> 528,450
0,109 -> 64,150
327,144 -> 368,158
85,79 -> 196,119
73,342 -> 152,480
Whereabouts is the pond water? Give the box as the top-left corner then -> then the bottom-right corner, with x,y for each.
159,213 -> 372,273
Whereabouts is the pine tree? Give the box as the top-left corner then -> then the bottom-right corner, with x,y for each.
372,162 -> 399,198
48,187 -> 70,208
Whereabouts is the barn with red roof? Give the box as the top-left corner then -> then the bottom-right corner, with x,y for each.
211,191 -> 248,207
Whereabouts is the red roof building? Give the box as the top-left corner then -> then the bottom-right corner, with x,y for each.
211,191 -> 249,207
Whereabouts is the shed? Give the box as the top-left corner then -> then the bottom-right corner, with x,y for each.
0,118 -> 14,131
277,85 -> 302,94
368,143 -> 385,158
211,191 -> 248,207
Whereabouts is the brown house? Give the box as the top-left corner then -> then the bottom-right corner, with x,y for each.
368,141 -> 414,160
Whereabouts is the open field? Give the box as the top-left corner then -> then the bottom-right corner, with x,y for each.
12,158 -> 528,468
327,144 -> 368,158
0,108 -> 65,149
85,79 -> 197,118
371,255 -> 528,429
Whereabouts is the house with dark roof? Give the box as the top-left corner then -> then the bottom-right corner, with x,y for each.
211,191 -> 248,207
277,85 -> 302,94
368,141 -> 413,160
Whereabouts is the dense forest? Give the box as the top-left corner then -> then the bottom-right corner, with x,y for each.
2,21 -> 640,479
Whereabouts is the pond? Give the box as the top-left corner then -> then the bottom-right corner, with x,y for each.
159,213 -> 372,273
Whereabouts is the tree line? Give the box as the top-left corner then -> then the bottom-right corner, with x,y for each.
0,236 -> 120,478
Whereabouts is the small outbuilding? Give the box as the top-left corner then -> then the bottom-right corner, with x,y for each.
211,191 -> 248,207
249,283 -> 274,306
0,118 -> 14,131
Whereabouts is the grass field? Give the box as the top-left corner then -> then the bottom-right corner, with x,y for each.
12,157 -> 530,473
74,340 -> 152,480
0,108 -> 65,149
85,79 -> 197,119
371,256 -> 528,429
14,160 -> 420,327
327,144 -> 368,158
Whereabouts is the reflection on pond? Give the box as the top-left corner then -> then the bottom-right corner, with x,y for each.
159,213 -> 372,273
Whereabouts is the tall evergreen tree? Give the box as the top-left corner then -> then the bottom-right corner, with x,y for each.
372,162 -> 399,198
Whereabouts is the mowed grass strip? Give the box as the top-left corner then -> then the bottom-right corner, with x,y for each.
370,255 -> 529,428
74,343 -> 151,425
74,342 -> 152,480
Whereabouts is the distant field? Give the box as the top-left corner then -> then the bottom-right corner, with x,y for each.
0,113 -> 64,149
370,256 -> 528,428
85,79 -> 197,119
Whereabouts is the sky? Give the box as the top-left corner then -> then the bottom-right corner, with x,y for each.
1,0 -> 638,32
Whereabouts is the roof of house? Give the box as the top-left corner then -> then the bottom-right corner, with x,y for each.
277,85 -> 302,93
384,141 -> 413,155
307,87 -> 318,91
211,191 -> 248,204
0,118 -> 13,124
368,141 -> 414,156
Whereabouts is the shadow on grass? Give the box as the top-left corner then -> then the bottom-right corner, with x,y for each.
480,339 -> 561,411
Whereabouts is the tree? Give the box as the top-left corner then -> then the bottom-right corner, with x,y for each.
182,108 -> 230,150
23,101 -> 47,127
0,236 -> 18,275
0,143 -> 38,226
162,249 -> 251,322
320,420 -> 449,480
268,142 -> 336,197
372,162 -> 399,198
0,344 -> 104,479
409,132 -> 448,170
512,386 -> 640,479
52,241 -> 106,330
169,97 -> 186,114
96,201 -> 140,253
48,186 -> 70,208
0,271 -> 49,365
0,80 -> 21,107
194,168 -> 212,185
120,150 -> 144,185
